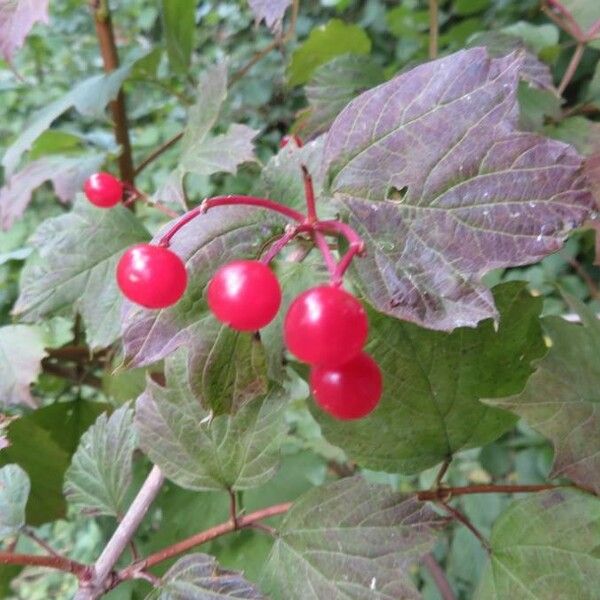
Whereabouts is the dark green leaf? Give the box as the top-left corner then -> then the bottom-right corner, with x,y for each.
316,283 -> 546,473
161,0 -> 196,73
64,406 -> 135,517
261,476 -> 444,599
135,352 -> 288,491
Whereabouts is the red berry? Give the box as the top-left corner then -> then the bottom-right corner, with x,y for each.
116,244 -> 187,309
84,172 -> 124,208
284,286 -> 368,366
279,134 -> 303,149
310,352 -> 382,420
207,260 -> 281,331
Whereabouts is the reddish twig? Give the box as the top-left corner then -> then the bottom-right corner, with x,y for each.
440,502 -> 490,552
422,553 -> 456,600
23,528 -> 62,558
301,165 -> 317,223
93,4 -> 135,184
134,132 -> 184,176
0,552 -> 89,578
123,184 -> 180,218
417,483 -> 560,501
261,224 -> 302,264
428,0 -> 439,59
558,42 -> 585,95
435,457 -> 452,489
116,502 -> 291,582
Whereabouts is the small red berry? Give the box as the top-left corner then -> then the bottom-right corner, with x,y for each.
207,260 -> 282,331
116,244 -> 187,309
284,285 -> 368,366
83,172 -> 124,208
310,352 -> 382,420
279,134 -> 303,149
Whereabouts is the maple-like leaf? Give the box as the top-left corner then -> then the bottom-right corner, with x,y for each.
323,48 -> 593,331
0,0 -> 49,63
485,298 -> 600,494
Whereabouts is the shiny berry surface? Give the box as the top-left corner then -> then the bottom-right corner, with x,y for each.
83,172 -> 124,208
116,244 -> 187,309
310,352 -> 382,420
207,260 -> 281,331
283,285 -> 368,366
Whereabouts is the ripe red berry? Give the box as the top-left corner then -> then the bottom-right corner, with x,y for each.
310,352 -> 382,420
207,260 -> 281,331
284,285 -> 368,366
83,172 -> 124,208
279,134 -> 303,149
116,244 -> 187,309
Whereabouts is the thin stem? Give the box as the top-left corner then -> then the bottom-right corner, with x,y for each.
261,225 -> 301,264
0,551 -> 88,578
428,0 -> 439,59
567,255 -> 600,300
93,3 -> 135,184
558,42 -> 585,95
124,185 -> 180,218
417,483 -> 560,501
117,502 -> 291,581
440,501 -> 490,552
77,466 -> 164,599
228,489 -> 239,528
159,196 -> 304,247
301,165 -> 317,223
544,0 -> 585,40
435,457 -> 452,488
23,528 -> 61,558
312,231 -> 338,280
421,553 -> 456,600
134,132 -> 184,177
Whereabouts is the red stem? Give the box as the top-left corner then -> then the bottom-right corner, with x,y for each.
0,552 -> 89,578
440,502 -> 490,552
261,225 -> 301,264
417,483 -> 560,501
301,165 -> 317,223
422,553 -> 456,600
312,231 -> 338,280
117,502 -> 291,580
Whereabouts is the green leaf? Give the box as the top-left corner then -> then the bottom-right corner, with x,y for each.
316,282 -> 546,473
476,489 -> 600,599
296,54 -> 384,137
145,553 -> 265,599
386,5 -> 430,37
0,324 -> 48,408
0,465 -> 30,538
135,352 -> 288,491
2,64 -> 132,176
288,19 -> 371,86
64,406 -> 135,518
455,0 -> 489,15
261,476 -> 444,599
161,0 -> 196,73
561,0 -> 600,49
13,198 -> 150,349
485,298 -> 600,494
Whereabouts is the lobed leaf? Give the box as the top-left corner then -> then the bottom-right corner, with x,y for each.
0,0 -> 49,63
476,489 -> 600,599
248,0 -> 292,33
315,282 -> 546,473
64,406 -> 136,518
261,476 -> 444,599
145,553 -> 266,599
323,48 -> 593,330
14,198 -> 150,349
485,298 -> 600,494
135,351 -> 288,491
0,465 -> 30,539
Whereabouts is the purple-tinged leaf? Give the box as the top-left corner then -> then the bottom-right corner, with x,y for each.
146,553 -> 266,599
485,297 -> 600,494
0,154 -> 105,230
0,0 -> 49,63
248,0 -> 291,33
323,48 -> 593,330
261,476 -> 445,599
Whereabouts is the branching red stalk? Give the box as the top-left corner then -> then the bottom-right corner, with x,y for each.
261,225 -> 302,264
312,231 -> 339,280
558,42 -> 585,95
123,184 -> 180,218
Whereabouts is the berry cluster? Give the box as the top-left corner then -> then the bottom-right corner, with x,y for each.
82,158 -> 383,420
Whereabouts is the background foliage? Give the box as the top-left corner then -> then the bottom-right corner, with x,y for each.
1,0 -> 600,599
